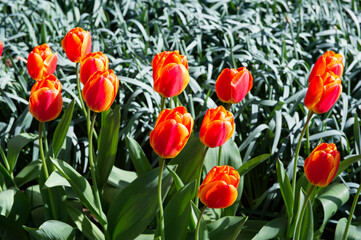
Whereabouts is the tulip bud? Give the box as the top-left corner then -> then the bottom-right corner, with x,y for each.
304,71 -> 342,114
0,41 -> 3,59
80,52 -> 109,85
304,143 -> 340,187
199,106 -> 234,148
61,27 -> 92,63
82,70 -> 119,113
27,44 -> 58,81
215,67 -> 253,104
152,51 -> 190,98
29,75 -> 63,122
309,51 -> 344,82
150,106 -> 194,159
198,165 -> 240,209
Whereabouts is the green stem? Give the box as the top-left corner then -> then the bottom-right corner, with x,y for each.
76,62 -> 88,118
217,146 -> 222,166
39,122 -> 57,219
88,113 -> 102,218
294,185 -> 315,240
43,123 -> 49,154
0,145 -> 11,175
342,183 -> 361,240
292,111 -> 313,198
227,103 -> 232,111
157,158 -> 165,240
196,146 -> 209,207
306,123 -> 310,156
195,206 -> 207,240
160,96 -> 166,111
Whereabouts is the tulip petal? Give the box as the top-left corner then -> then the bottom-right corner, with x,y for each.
230,69 -> 251,103
64,33 -> 82,62
29,89 -> 63,122
215,69 -> 237,103
81,32 -> 92,58
304,76 -> 323,111
27,52 -> 44,80
308,56 -> 326,83
305,151 -> 336,187
200,120 -> 233,148
44,53 -> 58,76
199,181 -> 238,209
313,83 -> 342,114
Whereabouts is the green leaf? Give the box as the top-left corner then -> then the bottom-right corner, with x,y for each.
125,136 -> 152,175
316,183 -> 349,234
107,166 -> 174,240
107,166 -> 137,190
24,220 -> 75,240
335,218 -> 361,240
208,216 -> 248,240
276,159 -> 293,219
166,165 -> 184,191
237,154 -> 271,177
67,204 -> 105,240
163,181 -> 196,240
97,107 -> 121,187
293,189 -> 314,240
337,154 -> 361,177
0,189 -> 15,217
52,100 -> 75,157
7,133 -> 37,172
252,217 -> 287,240
44,171 -> 71,189
15,160 -> 42,187
50,158 -> 107,225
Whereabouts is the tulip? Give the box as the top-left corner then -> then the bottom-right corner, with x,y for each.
82,70 -> 119,113
309,51 -> 344,82
80,52 -> 109,85
27,44 -> 58,81
198,165 -> 240,209
150,106 -> 194,158
29,75 -> 63,122
215,67 -> 253,104
199,106 -> 234,148
0,41 -> 3,59
61,27 -> 92,63
304,143 -> 340,187
152,51 -> 190,98
304,71 -> 342,114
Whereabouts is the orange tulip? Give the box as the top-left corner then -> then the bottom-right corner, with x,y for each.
61,27 -> 92,63
199,106 -> 234,148
304,143 -> 340,187
0,41 -> 3,59
29,75 -> 63,122
304,71 -> 342,114
198,165 -> 240,209
82,70 -> 119,113
215,67 -> 253,104
150,106 -> 194,158
80,52 -> 109,85
27,44 -> 58,81
152,51 -> 189,98
309,51 -> 343,82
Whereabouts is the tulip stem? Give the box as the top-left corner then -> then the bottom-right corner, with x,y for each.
195,205 -> 207,240
39,122 -> 57,220
217,146 -> 222,166
342,182 -> 361,240
292,111 -> 313,198
88,113 -> 102,215
294,185 -> 315,240
160,96 -> 166,111
157,158 -> 165,240
227,103 -> 232,111
196,146 -> 209,207
75,62 -> 88,119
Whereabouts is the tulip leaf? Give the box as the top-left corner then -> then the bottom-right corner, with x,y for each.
293,189 -> 314,240
44,171 -> 71,189
0,189 -> 15,217
276,159 -> 293,219
316,183 -> 349,234
252,217 -> 287,240
50,157 -> 107,226
107,166 -> 174,240
15,159 -> 42,187
335,218 -> 361,240
67,204 -> 105,240
237,153 -> 271,177
7,133 -> 37,172
107,166 -> 137,190
166,164 -> 184,191
336,154 -> 361,177
23,220 -> 75,240
207,216 -> 248,240
125,135 -> 152,175
52,99 -> 75,157
97,106 -> 121,187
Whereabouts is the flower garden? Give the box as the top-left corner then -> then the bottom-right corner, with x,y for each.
0,0 -> 361,239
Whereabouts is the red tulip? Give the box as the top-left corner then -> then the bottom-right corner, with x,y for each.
152,51 -> 189,98
82,70 -> 119,113
0,41 -> 3,59
150,106 -> 193,158
198,165 -> 240,209
27,44 -> 58,81
304,143 -> 340,187
215,67 -> 253,104
304,71 -> 342,114
309,51 -> 344,82
29,75 -> 63,122
61,27 -> 92,63
80,52 -> 109,85
199,106 -> 234,148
